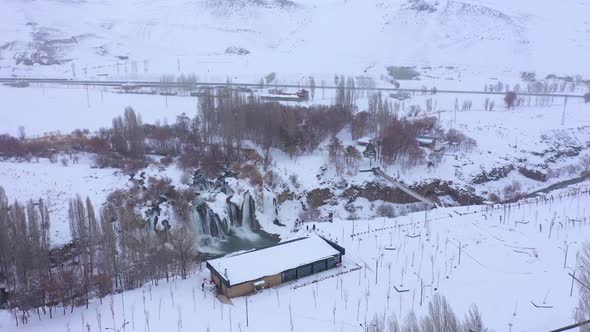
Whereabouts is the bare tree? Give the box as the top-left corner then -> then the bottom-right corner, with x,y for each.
169,226 -> 197,279
419,294 -> 460,332
328,136 -> 344,176
17,126 -> 26,141
344,145 -> 362,175
576,242 -> 590,330
111,107 -> 145,158
504,91 -> 517,109
309,76 -> 316,100
462,305 -> 485,332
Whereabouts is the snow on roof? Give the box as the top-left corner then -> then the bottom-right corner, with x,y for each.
356,136 -> 375,143
207,235 -> 341,286
416,136 -> 437,144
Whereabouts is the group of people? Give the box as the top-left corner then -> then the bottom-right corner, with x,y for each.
294,218 -> 318,232
201,278 -> 217,292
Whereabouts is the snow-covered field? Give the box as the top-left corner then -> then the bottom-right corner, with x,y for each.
1,82 -> 589,243
2,186 -> 590,331
0,85 -> 197,137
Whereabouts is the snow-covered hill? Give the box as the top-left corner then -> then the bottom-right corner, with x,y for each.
1,0 -> 589,80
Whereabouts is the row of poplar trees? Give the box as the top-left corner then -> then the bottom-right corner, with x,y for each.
0,186 -> 197,325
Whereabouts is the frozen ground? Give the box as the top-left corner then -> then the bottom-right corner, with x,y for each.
1,185 -> 589,331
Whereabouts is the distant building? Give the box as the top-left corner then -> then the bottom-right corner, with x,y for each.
356,136 -> 377,146
416,136 -> 442,150
121,82 -> 138,91
3,81 -> 29,88
296,89 -> 309,101
260,88 -> 309,102
206,235 -> 345,298
389,91 -> 411,100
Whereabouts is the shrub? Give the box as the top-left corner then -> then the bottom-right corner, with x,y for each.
298,207 -> 320,223
172,188 -> 195,223
87,137 -> 109,154
160,155 -> 174,167
200,145 -> 225,178
264,169 -> 280,189
106,189 -> 131,207
239,164 -> 263,188
180,171 -> 191,185
144,177 -> 175,202
445,129 -> 477,151
408,105 -> 422,117
386,66 -> 420,80
376,203 -> 396,218
289,174 -> 300,189
346,212 -> 359,220
0,134 -> 22,157
488,193 -> 500,203
177,146 -> 202,171
581,155 -> 590,177
503,180 -> 523,201
504,91 -> 517,108
94,152 -> 147,172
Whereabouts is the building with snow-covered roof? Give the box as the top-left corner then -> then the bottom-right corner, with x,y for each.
416,136 -> 443,151
206,235 -> 345,298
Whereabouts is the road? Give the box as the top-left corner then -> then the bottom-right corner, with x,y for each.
0,77 -> 586,99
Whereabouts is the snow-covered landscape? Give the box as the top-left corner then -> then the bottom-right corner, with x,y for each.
2,188 -> 590,331
1,0 -> 590,331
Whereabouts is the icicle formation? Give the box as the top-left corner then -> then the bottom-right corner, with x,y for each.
192,191 -> 260,239
241,191 -> 260,231
227,197 -> 242,228
194,203 -> 230,238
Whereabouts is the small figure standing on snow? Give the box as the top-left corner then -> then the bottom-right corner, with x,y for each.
306,225 -> 309,231
312,224 -> 316,231
201,281 -> 205,291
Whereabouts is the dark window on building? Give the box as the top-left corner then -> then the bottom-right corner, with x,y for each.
282,268 -> 297,282
297,264 -> 313,278
327,255 -> 341,269
313,260 -> 326,273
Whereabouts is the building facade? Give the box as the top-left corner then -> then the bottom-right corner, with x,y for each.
206,235 -> 345,298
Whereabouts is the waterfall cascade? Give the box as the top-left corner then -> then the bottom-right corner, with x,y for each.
241,191 -> 260,231
194,203 -> 229,238
190,168 -> 264,240
193,190 -> 261,239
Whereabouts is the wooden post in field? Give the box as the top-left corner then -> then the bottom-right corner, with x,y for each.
245,297 -> 249,327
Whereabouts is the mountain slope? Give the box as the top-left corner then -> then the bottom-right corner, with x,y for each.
1,0 -> 589,79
